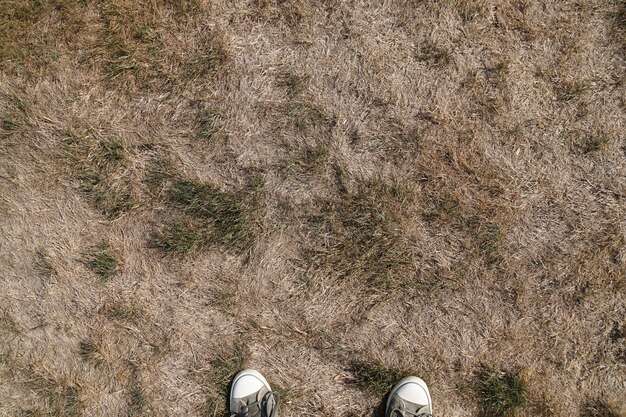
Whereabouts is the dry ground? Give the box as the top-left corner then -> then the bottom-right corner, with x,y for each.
1,0 -> 625,416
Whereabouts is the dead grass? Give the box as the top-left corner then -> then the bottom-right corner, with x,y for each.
1,1 -> 625,416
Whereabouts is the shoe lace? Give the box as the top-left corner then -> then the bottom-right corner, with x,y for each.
391,409 -> 433,417
231,391 -> 278,417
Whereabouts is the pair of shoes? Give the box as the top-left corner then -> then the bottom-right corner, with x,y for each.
229,369 -> 433,417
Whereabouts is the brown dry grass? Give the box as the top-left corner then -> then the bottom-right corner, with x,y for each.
1,0 -> 625,416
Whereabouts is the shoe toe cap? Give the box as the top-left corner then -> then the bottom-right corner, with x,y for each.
395,377 -> 431,406
232,370 -> 271,399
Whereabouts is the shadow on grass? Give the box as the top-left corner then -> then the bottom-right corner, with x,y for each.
370,392 -> 389,417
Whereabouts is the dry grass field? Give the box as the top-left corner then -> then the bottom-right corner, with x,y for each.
1,0 -> 625,416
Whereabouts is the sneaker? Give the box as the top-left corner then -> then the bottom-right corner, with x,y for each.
385,376 -> 433,417
229,369 -> 278,417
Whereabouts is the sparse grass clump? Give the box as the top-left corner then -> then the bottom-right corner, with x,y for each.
79,340 -> 102,363
422,191 -> 460,223
81,244 -> 120,283
78,172 -> 134,218
144,156 -> 176,191
202,396 -> 230,417
1,115 -> 23,137
26,368 -> 83,416
150,219 -> 209,253
351,119 -> 422,162
349,361 -> 406,395
476,369 -> 527,416
94,3 -> 169,91
150,178 -> 259,253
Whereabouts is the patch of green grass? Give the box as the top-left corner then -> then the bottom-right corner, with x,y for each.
422,191 -> 460,223
0,115 -> 22,137
94,3 -> 172,91
212,290 -> 235,309
0,310 -> 19,335
463,216 -> 504,268
61,133 -> 136,218
307,180 -> 415,292
150,220 -> 207,253
150,178 -> 259,253
458,2 -> 489,22
78,172 -> 135,218
354,119 -> 422,161
187,31 -> 230,77
94,140 -> 126,167
34,250 -> 56,277
195,107 -> 224,141
575,135 -> 608,155
278,100 -> 333,134
581,400 -> 619,417
555,81 -> 589,101
0,0 -> 73,75
284,144 -> 328,175
166,179 -> 241,220
81,244 -> 120,282
169,0 -> 201,16
349,361 -> 407,395
202,396 -> 230,417
208,353 -> 247,391
276,71 -> 310,96
100,301 -> 141,322
128,383 -> 145,415
269,383 -> 291,406
4,0 -> 86,72
415,42 -> 451,67
144,156 -> 175,190
476,369 -> 527,417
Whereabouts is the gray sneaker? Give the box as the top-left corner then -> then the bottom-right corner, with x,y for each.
229,369 -> 278,417
385,376 -> 433,417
